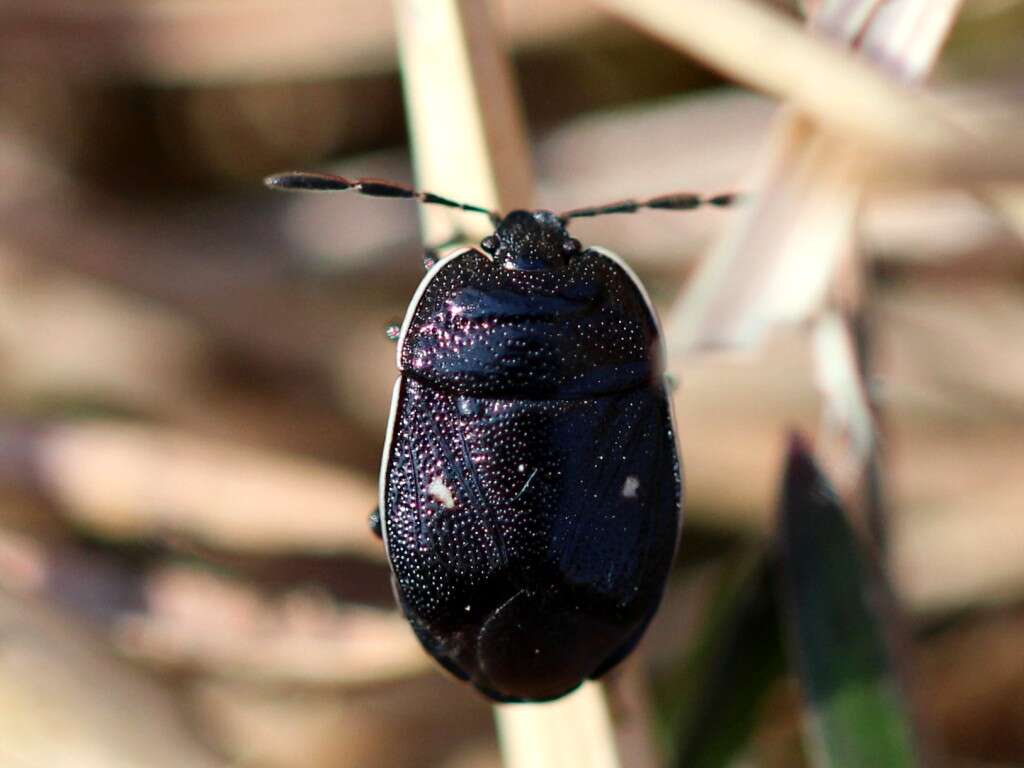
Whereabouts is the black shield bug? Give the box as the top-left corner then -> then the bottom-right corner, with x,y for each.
266,171 -> 734,702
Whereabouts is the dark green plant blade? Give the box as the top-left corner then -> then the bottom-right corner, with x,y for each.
651,549 -> 787,768
672,552 -> 788,768
778,435 -> 917,768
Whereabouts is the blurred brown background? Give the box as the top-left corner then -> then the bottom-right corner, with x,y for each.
1,1 -> 1024,767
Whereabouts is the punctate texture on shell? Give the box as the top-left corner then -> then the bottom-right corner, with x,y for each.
381,219 -> 681,702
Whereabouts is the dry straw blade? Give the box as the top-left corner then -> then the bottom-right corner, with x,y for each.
669,116 -> 862,354
651,0 -> 964,358
778,438 -> 918,767
113,565 -> 431,686
0,530 -> 430,687
0,592 -> 226,768
392,1 -> 623,766
984,184 -> 1024,243
0,423 -> 382,559
812,310 -> 875,493
0,0 -> 604,85
496,685 -> 621,768
596,0 -> 1018,185
394,0 -> 532,245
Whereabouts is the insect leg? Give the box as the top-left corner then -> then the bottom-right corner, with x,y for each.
368,507 -> 383,540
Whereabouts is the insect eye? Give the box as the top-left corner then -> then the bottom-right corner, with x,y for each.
563,238 -> 581,254
481,235 -> 498,254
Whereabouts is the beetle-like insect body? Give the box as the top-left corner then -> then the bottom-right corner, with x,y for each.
266,171 -> 733,702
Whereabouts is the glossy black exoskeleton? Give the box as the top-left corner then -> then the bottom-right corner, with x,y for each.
265,171 -> 734,702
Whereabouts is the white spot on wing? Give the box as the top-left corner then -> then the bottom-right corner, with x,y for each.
429,475 -> 455,508
622,475 -> 640,499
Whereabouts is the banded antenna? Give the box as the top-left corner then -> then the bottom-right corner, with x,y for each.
265,171 -> 500,224
559,192 -> 737,221
266,170 -> 739,227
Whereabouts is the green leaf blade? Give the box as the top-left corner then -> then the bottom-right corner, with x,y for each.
778,435 -> 918,768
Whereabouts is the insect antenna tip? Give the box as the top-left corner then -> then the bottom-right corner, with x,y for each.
263,172 -> 293,189
263,171 -> 355,193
